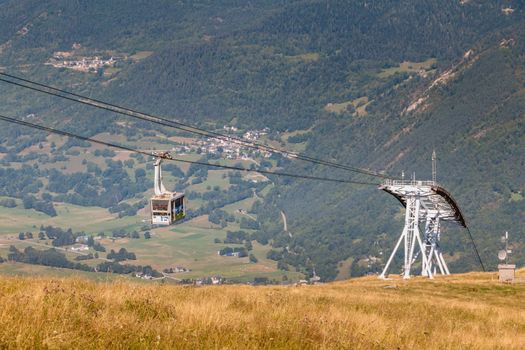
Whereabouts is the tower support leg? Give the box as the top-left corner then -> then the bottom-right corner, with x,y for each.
416,231 -> 432,278
379,227 -> 406,279
403,196 -> 420,279
439,252 -> 450,275
434,249 -> 445,275
422,215 -> 451,277
380,195 -> 421,279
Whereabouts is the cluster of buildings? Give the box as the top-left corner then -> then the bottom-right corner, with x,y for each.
163,266 -> 190,273
297,269 -> 322,285
217,250 -> 242,257
46,53 -> 120,73
173,276 -> 224,285
242,128 -> 270,141
69,245 -> 89,252
193,276 -> 223,285
173,126 -> 273,161
362,255 -> 382,269
134,272 -> 155,280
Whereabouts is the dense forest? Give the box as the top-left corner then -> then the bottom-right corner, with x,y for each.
0,0 -> 523,280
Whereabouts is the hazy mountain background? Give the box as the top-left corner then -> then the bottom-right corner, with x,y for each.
0,0 -> 523,281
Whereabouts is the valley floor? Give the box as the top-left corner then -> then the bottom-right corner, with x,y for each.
0,272 -> 524,349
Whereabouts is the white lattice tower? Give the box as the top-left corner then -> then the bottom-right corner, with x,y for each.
379,178 -> 465,279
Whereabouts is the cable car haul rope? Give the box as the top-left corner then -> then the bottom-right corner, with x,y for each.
0,71 -> 486,273
0,72 -> 392,179
0,114 -> 379,186
0,71 -> 385,229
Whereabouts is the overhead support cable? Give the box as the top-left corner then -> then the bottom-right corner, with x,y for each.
0,72 -> 392,179
464,227 -> 486,272
0,114 -> 380,186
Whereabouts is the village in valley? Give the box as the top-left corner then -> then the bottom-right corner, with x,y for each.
43,43 -> 146,75
172,126 -> 273,161
170,126 -> 300,167
46,53 -> 118,73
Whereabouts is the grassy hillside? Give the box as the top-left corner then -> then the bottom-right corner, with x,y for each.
0,272 -> 524,349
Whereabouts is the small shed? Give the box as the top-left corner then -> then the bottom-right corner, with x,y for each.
498,264 -> 516,283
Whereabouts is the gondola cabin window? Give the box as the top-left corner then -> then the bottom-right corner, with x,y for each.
152,200 -> 169,211
173,196 -> 185,221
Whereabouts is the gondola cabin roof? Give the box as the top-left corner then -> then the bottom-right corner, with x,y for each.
151,191 -> 184,201
379,179 -> 466,227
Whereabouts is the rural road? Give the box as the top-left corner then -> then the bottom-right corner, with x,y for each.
280,210 -> 292,238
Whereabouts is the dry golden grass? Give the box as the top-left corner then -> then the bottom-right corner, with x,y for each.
1,272 -> 524,349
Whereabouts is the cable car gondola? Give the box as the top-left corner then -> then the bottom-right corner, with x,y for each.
150,152 -> 185,225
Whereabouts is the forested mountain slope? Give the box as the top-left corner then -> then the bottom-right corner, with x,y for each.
0,0 -> 521,129
258,19 -> 525,280
109,0 -> 523,129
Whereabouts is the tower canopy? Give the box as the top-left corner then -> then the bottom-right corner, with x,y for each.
380,179 -> 466,228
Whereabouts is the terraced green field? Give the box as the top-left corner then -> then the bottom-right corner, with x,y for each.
0,188 -> 296,282
0,128 -> 300,282
0,201 -> 143,235
377,58 -> 437,78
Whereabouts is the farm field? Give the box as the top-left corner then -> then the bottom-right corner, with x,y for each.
377,58 -> 438,78
0,118 -> 314,283
0,272 -> 523,349
98,216 -> 296,282
0,201 -> 143,235
324,96 -> 371,117
0,188 -> 295,282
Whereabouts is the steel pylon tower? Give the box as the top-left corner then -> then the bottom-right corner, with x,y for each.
379,154 -> 466,279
